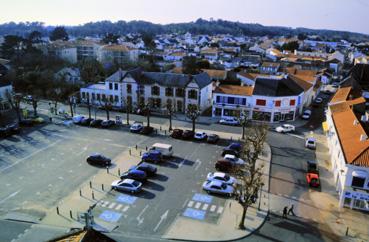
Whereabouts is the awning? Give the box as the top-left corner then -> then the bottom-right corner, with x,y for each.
352,170 -> 367,178
322,121 -> 329,132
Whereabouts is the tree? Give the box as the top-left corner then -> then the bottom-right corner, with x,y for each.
28,31 -> 42,44
6,91 -> 23,122
100,96 -> 112,120
1,35 -> 25,59
297,33 -> 307,41
138,99 -> 152,127
50,26 -> 69,41
238,111 -> 251,140
102,33 -> 120,44
234,124 -> 268,230
185,105 -> 200,132
281,41 -> 299,52
141,32 -> 156,50
166,100 -> 176,131
182,56 -> 199,75
122,97 -> 132,125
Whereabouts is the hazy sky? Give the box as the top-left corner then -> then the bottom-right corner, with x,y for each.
1,0 -> 368,34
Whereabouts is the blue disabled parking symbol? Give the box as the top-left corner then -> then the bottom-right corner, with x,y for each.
192,193 -> 213,203
116,194 -> 137,204
183,208 -> 206,220
99,210 -> 122,223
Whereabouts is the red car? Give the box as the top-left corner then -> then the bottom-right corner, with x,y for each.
306,173 -> 320,188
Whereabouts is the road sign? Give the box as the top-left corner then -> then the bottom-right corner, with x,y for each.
99,210 -> 122,223
116,194 -> 137,204
192,193 -> 213,204
183,208 -> 206,220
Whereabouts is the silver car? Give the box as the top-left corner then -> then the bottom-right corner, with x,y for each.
111,179 -> 142,193
202,180 -> 234,197
207,172 -> 236,185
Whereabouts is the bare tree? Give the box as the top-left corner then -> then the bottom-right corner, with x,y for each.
186,105 -> 200,132
166,99 -> 175,131
138,99 -> 153,127
100,96 -> 112,120
6,91 -> 22,122
238,111 -> 251,140
122,97 -> 132,125
31,96 -> 39,117
68,95 -> 75,117
233,123 -> 268,230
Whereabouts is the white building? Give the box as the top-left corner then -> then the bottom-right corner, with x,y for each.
0,81 -> 12,112
98,45 -> 139,66
55,67 -> 82,85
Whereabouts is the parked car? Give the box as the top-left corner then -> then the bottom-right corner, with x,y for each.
314,97 -> 323,104
130,162 -> 157,176
130,122 -> 143,133
275,124 -> 295,133
90,119 -> 103,127
19,119 -> 33,127
305,137 -> 316,150
182,130 -> 194,140
73,115 -> 85,124
120,170 -> 147,182
207,172 -> 236,185
32,117 -> 45,124
142,150 -> 162,163
222,143 -> 242,157
302,110 -> 312,120
101,120 -> 115,128
86,153 -> 111,167
194,131 -> 207,140
215,159 -> 235,172
0,126 -> 10,138
8,122 -> 21,135
140,126 -> 154,135
170,129 -> 183,139
306,173 -> 320,188
80,118 -> 93,126
219,117 -> 239,126
224,154 -> 245,165
24,95 -> 33,103
111,179 -> 142,194
202,180 -> 234,197
150,143 -> 173,157
207,134 -> 219,144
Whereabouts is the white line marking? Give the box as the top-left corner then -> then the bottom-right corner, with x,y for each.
210,205 -> 216,212
182,198 -> 189,208
195,159 -> 202,171
0,190 -> 21,204
217,206 -> 224,214
188,201 -> 194,208
287,134 -> 305,140
153,210 -> 169,232
123,206 -> 129,212
101,201 -> 109,207
202,204 -> 209,211
115,204 -> 123,210
137,205 -> 149,220
108,202 -> 116,209
178,159 -> 186,168
195,202 -> 201,209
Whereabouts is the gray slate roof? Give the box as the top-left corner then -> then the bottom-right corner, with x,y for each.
253,76 -> 304,97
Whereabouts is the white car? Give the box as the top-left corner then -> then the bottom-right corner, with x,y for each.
305,137 -> 316,150
219,117 -> 239,126
314,97 -> 323,104
275,124 -> 295,133
72,115 -> 85,124
302,110 -> 312,120
130,122 -> 143,133
207,172 -> 236,185
202,180 -> 234,197
224,154 -> 245,165
194,131 -> 207,140
111,179 -> 142,193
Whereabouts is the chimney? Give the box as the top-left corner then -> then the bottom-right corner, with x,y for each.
360,134 -> 368,141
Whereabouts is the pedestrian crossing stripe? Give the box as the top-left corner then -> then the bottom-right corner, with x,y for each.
186,200 -> 224,214
195,202 -> 201,209
108,202 -> 116,209
210,205 -> 216,212
217,206 -> 224,214
188,201 -> 194,207
123,205 -> 129,212
115,204 -> 123,210
202,204 -> 208,211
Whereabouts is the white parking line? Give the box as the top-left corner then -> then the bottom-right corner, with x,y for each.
210,205 -> 216,212
108,202 -> 116,209
217,206 -> 224,214
188,201 -> 194,207
115,204 -> 123,210
195,202 -> 201,209
101,201 -> 109,207
123,205 -> 129,212
202,204 -> 209,211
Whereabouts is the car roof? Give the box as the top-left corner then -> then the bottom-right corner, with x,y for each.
122,179 -> 135,184
213,172 -> 226,177
208,180 -> 224,187
224,154 -> 235,159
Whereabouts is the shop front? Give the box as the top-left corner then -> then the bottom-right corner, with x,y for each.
342,190 -> 369,211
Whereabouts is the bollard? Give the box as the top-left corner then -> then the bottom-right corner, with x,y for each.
156,129 -> 158,134
89,181 -> 92,188
106,167 -> 109,174
118,168 -> 121,176
129,149 -> 131,155
139,151 -> 142,156
92,191 -> 95,200
165,130 -> 166,135
135,145 -> 137,150
102,184 -> 104,191
56,206 -> 59,215
69,210 -> 73,219
79,189 -> 82,196
146,146 -> 148,151
345,227 -> 349,236
231,136 -> 233,141
160,126 -> 162,131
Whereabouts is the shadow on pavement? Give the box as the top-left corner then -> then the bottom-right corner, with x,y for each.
135,189 -> 155,199
151,173 -> 168,182
144,180 -> 165,191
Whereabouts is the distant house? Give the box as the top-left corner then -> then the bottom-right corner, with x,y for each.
259,62 -> 281,74
98,44 -> 139,66
200,47 -> 219,61
55,67 -> 82,85
48,41 -> 77,64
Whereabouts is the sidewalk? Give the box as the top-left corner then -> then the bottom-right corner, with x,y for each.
162,142 -> 272,241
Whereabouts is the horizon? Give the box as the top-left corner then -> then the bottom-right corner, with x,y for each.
1,0 -> 369,35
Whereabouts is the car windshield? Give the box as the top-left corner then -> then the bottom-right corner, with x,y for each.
132,181 -> 140,186
308,140 -> 315,144
224,175 -> 230,181
221,183 -> 227,189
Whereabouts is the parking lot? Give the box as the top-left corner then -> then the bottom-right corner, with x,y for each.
0,120 -> 234,240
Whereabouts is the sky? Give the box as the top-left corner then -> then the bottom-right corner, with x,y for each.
1,0 -> 369,34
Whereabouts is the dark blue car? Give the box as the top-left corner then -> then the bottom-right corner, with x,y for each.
130,162 -> 157,176
222,143 -> 242,157
120,169 -> 147,182
142,150 -> 162,163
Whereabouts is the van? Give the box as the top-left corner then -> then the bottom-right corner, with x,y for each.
150,143 -> 173,157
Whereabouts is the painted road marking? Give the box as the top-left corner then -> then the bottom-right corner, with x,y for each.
217,206 -> 224,214
115,204 -> 123,210
195,202 -> 201,209
188,201 -> 194,207
210,205 -> 216,212
101,201 -> 109,207
99,210 -> 122,223
202,203 -> 209,211
116,194 -> 137,204
108,202 -> 116,209
192,193 -> 213,203
122,206 -> 129,212
183,208 -> 206,220
0,190 -> 21,204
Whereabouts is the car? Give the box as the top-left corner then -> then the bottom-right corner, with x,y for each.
101,120 -> 115,128
305,137 -> 316,150
19,119 -> 34,127
0,126 -> 10,138
73,115 -> 85,124
207,134 -> 219,144
150,143 -> 173,157
90,119 -> 103,127
24,95 -> 33,102
227,143 -> 242,152
202,180 -> 234,197
314,97 -> 323,104
207,172 -> 236,185
130,162 -> 157,176
182,130 -> 194,140
111,179 -> 142,193
120,170 -> 147,182
80,118 -> 93,126
301,110 -> 312,120
275,124 -> 295,133
142,150 -> 162,163
7,122 -> 21,135
215,159 -> 235,172
306,173 -> 320,188
219,117 -> 239,126
224,154 -> 245,165
307,160 -> 319,173
194,131 -> 207,140
170,129 -> 183,139
222,142 -> 242,156
86,153 -> 112,167
32,117 -> 45,124
130,122 -> 143,133
140,126 -> 154,135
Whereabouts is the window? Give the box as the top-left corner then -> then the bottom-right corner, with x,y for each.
216,96 -> 221,103
176,88 -> 184,97
154,98 -> 161,108
290,99 -> 296,106
228,97 -> 235,104
127,84 -> 132,94
256,99 -> 266,106
102,94 -> 106,101
188,90 -> 198,99
151,86 -> 160,96
114,83 -> 118,90
109,83 -> 113,90
165,87 -> 173,97
97,94 -> 101,101
275,100 -> 281,107
82,92 -> 86,99
109,95 -> 114,102
352,176 -> 365,188
91,93 -> 95,100
114,95 -> 119,102
215,108 -> 222,116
